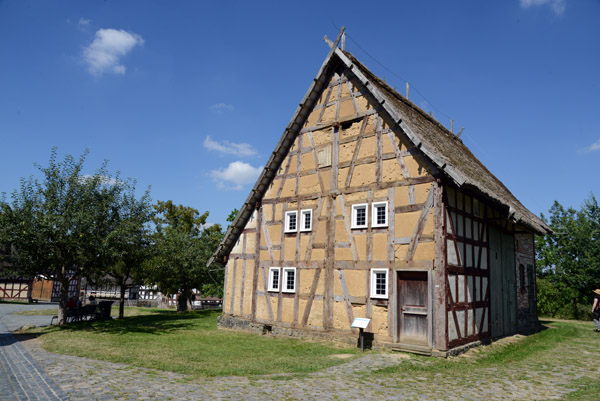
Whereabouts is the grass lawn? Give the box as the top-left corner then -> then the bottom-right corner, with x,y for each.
24,309 -> 359,377
0,300 -> 31,305
369,319 -> 600,401
15,305 -> 157,317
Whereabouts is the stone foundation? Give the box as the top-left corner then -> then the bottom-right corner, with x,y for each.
217,314 -> 494,358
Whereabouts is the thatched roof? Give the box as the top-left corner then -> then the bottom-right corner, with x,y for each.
208,44 -> 550,266
342,51 -> 550,235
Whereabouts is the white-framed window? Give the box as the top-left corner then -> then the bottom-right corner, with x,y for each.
285,211 -> 298,233
351,203 -> 368,229
370,268 -> 388,299
268,267 -> 280,292
282,267 -> 296,293
300,209 -> 312,232
372,201 -> 388,227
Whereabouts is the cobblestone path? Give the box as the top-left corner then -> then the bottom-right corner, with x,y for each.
18,331 -> 600,400
0,304 -> 69,401
3,305 -> 600,400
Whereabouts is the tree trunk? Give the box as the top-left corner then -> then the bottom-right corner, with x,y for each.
119,285 -> 126,319
177,290 -> 188,312
57,275 -> 69,325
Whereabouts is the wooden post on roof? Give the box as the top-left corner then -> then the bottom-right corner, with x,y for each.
341,31 -> 346,50
451,119 -> 454,133
406,82 -> 410,100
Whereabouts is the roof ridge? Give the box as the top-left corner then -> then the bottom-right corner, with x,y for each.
342,50 -> 461,144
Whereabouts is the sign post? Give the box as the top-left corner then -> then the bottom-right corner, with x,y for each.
351,317 -> 371,353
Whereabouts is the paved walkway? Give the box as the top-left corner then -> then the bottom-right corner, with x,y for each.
2,304 -> 600,400
0,303 -> 68,401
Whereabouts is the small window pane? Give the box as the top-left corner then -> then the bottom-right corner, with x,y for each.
286,270 -> 295,290
375,272 -> 386,295
372,202 -> 388,227
352,203 -> 368,229
370,269 -> 388,299
300,209 -> 312,232
268,267 -> 280,292
285,211 -> 298,232
357,207 -> 366,226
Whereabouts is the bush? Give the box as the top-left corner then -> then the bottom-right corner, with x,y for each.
537,278 -> 593,320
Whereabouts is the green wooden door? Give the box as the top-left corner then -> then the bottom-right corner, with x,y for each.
489,226 -> 517,338
502,232 -> 516,334
489,226 -> 504,337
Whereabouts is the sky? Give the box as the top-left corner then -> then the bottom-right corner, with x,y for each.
0,0 -> 599,226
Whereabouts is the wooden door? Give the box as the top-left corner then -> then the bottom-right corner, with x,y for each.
398,271 -> 428,344
489,226 -> 504,337
502,232 -> 516,333
489,226 -> 517,338
31,278 -> 53,301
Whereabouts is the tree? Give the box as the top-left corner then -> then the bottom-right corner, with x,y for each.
146,201 -> 223,312
199,207 -> 237,298
0,149 -> 126,324
103,184 -> 153,319
536,194 -> 600,318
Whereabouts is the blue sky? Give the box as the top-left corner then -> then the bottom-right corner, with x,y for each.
1,0 -> 598,226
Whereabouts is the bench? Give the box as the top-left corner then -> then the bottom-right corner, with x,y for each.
50,305 -> 99,325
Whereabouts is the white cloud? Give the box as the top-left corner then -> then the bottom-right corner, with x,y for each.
209,103 -> 234,113
203,136 -> 258,158
209,161 -> 263,190
83,28 -> 144,76
520,0 -> 566,15
579,138 -> 600,153
78,18 -> 91,26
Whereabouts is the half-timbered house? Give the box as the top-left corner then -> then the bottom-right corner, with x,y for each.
208,32 -> 551,356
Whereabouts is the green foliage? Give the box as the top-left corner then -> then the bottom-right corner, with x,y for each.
226,208 -> 238,224
102,184 -> 153,319
535,194 -> 600,319
146,201 -> 224,311
0,148 -> 131,323
535,277 -> 562,317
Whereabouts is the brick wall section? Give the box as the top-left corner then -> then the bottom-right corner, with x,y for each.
514,233 -> 537,332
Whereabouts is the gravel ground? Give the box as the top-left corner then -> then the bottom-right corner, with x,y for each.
3,304 -> 599,401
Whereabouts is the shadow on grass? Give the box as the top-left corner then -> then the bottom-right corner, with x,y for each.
44,309 -> 220,336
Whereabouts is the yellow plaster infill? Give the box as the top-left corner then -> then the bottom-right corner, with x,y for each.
340,120 -> 362,140
333,302 -> 351,331
353,233 -> 367,261
382,158 -> 404,183
299,174 -> 320,195
413,241 -> 435,261
334,247 -> 352,261
281,297 -> 295,323
371,306 -> 389,335
338,141 -> 356,164
307,299 -> 323,327
312,127 -> 332,147
395,210 -> 421,237
357,136 -> 376,159
301,151 -> 316,172
345,270 -> 367,297
284,237 -> 296,261
337,167 -> 349,189
349,164 -> 375,187
372,233 -> 389,260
